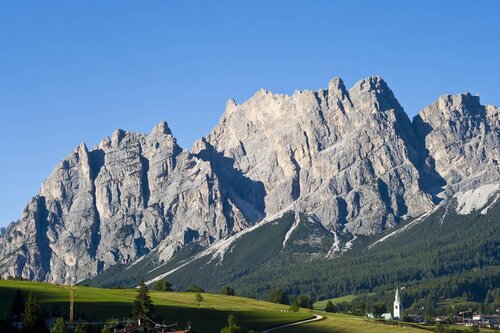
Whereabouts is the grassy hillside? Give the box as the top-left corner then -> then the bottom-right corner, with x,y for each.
278,313 -> 430,333
0,281 -> 452,333
2,281 -> 495,333
277,312 -> 498,333
0,280 -> 310,332
313,293 -> 375,310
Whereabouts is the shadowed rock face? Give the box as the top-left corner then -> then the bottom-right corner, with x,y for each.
0,77 -> 498,283
413,93 -> 500,194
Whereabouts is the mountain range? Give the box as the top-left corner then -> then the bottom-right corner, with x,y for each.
1,76 -> 499,297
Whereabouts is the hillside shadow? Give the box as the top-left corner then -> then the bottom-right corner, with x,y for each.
8,300 -> 300,333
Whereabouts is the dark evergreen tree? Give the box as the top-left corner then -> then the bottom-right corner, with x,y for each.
195,293 -> 204,305
295,294 -> 312,308
221,286 -> 235,296
324,300 -> 335,313
73,322 -> 88,333
220,314 -> 242,333
132,279 -> 154,322
22,293 -> 46,333
100,319 -> 118,333
268,288 -> 289,305
50,318 -> 66,333
154,279 -> 173,292
373,303 -> 387,318
350,299 -> 366,316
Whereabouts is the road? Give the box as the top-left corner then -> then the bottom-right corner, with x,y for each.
261,314 -> 324,333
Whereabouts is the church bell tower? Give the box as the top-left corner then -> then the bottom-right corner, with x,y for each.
393,287 -> 401,319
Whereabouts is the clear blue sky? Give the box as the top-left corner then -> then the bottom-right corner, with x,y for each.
1,1 -> 499,227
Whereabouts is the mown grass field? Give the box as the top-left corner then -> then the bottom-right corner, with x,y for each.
0,280 -> 309,332
278,313 -> 430,333
278,312 -> 497,333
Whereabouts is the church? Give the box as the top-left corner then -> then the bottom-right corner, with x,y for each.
393,287 -> 402,319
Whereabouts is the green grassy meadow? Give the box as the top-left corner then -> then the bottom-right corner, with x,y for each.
277,313 -> 430,333
1,281 -> 494,333
278,312 -> 498,333
0,280 -> 309,332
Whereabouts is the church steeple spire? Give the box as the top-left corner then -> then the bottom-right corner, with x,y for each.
393,286 -> 401,319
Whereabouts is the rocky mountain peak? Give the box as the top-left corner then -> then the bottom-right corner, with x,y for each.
417,93 -> 485,124
327,77 -> 349,102
1,76 -> 498,284
437,93 -> 480,112
348,76 -> 403,115
327,76 -> 345,91
111,129 -> 127,146
225,98 -> 237,112
414,93 -> 499,193
150,120 -> 172,136
191,137 -> 209,155
354,75 -> 386,90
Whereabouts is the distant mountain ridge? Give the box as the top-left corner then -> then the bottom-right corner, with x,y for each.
0,76 -> 498,285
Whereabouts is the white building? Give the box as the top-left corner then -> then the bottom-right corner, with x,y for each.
393,287 -> 401,319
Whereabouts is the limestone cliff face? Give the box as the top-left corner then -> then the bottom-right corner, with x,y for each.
414,93 -> 500,194
0,122 -> 254,283
203,77 -> 434,235
0,77 -> 498,283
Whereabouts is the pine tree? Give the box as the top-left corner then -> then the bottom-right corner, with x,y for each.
324,300 -> 335,313
221,286 -> 235,296
101,319 -> 118,333
50,318 -> 66,333
268,288 -> 289,305
73,322 -> 88,333
373,302 -> 387,318
132,279 -> 154,322
22,292 -> 46,333
220,314 -> 241,333
154,280 -> 173,292
296,294 -> 312,308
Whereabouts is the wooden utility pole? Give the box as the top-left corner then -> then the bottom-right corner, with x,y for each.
70,286 -> 76,322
